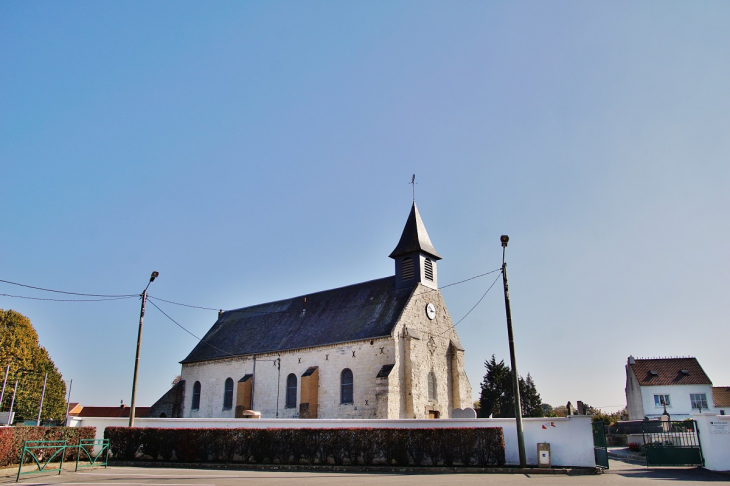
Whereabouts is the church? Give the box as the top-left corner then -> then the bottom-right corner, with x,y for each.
153,202 -> 472,419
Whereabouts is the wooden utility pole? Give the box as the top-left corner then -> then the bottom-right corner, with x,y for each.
129,271 -> 159,427
501,235 -> 526,468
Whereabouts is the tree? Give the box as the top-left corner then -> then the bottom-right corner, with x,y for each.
0,310 -> 67,423
479,354 -> 544,418
581,402 -> 624,425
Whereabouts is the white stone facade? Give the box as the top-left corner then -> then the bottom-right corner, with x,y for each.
180,284 -> 471,419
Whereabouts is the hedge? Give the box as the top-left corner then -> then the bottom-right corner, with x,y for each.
0,427 -> 96,468
104,427 -> 505,467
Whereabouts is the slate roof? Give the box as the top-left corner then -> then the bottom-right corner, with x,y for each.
389,202 -> 441,260
630,357 -> 712,386
713,387 -> 730,408
182,276 -> 413,364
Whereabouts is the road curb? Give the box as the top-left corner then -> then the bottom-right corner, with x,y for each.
109,460 -> 593,475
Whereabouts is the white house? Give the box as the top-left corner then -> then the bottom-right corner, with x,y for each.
625,356 -> 719,420
150,202 -> 472,420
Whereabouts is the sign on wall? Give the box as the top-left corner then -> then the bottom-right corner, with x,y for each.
710,421 -> 730,434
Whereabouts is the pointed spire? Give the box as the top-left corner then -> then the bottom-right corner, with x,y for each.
389,202 -> 441,260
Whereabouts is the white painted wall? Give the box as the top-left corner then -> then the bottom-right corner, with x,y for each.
694,414 -> 730,472
640,384 -> 716,417
68,415 -> 595,468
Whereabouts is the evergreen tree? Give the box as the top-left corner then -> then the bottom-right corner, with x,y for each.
479,355 -> 510,418
0,310 -> 67,423
479,354 -> 544,418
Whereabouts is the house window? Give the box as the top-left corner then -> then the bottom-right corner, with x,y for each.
424,258 -> 434,281
223,377 -> 234,409
341,368 -> 354,404
192,381 -> 201,410
401,258 -> 414,280
428,371 -> 437,401
690,393 -> 708,410
285,373 -> 297,408
721,410 -> 726,415
653,395 -> 670,407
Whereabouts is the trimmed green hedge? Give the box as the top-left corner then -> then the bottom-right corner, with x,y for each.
105,427 -> 505,467
0,426 -> 96,467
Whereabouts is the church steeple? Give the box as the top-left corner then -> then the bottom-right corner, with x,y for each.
390,202 -> 441,289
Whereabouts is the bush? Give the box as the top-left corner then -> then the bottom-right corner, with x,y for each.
0,426 -> 96,468
628,442 -> 641,452
103,427 -> 505,467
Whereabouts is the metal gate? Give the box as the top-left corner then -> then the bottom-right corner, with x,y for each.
642,420 -> 703,467
592,421 -> 609,469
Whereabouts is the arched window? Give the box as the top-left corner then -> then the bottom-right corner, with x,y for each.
401,257 -> 414,280
424,258 -> 434,281
428,372 -> 437,401
192,381 -> 201,410
223,377 -> 234,409
285,373 -> 297,408
341,368 -> 354,404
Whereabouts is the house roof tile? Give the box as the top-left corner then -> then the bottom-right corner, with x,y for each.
630,357 -> 712,386
713,387 -> 730,408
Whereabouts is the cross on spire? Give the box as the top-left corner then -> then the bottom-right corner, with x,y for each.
410,174 -> 417,201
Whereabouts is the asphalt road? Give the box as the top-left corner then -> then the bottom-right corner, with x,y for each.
2,459 -> 728,485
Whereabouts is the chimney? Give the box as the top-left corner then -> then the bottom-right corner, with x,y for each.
628,355 -> 635,365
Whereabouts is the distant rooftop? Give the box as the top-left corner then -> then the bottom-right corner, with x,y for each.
713,387 -> 730,408
629,357 -> 711,386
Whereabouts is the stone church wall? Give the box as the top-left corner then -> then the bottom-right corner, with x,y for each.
393,284 -> 472,419
180,336 -> 395,419
179,284 -> 472,421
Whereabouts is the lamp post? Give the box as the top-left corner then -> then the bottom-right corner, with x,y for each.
129,271 -> 159,427
501,235 -> 526,468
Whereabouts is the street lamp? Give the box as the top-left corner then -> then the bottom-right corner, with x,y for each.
501,236 -> 526,468
129,271 -> 159,427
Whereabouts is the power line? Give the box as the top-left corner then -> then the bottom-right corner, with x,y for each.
0,278 -> 136,298
146,299 -> 235,357
146,296 -> 219,311
405,271 -> 503,339
147,268 -> 502,314
452,272 -> 503,328
0,293 -> 137,302
439,268 -> 502,289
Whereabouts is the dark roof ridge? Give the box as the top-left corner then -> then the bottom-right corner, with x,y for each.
222,275 -> 397,315
182,275 -> 415,364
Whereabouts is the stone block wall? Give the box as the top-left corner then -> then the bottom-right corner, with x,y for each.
181,337 -> 394,419
393,284 -> 472,418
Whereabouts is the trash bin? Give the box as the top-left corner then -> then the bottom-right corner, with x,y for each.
537,443 -> 551,468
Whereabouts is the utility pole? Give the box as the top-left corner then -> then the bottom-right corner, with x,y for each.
0,364 -> 8,410
129,271 -> 159,427
275,357 -> 281,418
7,381 -> 17,425
501,235 -> 526,468
64,379 -> 73,426
251,356 -> 256,410
36,372 -> 48,426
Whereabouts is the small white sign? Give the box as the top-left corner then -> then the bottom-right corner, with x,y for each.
710,421 -> 730,434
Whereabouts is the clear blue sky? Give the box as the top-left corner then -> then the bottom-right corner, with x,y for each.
2,1 -> 729,413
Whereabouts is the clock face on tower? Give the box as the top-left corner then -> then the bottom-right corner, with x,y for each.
426,303 -> 436,320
